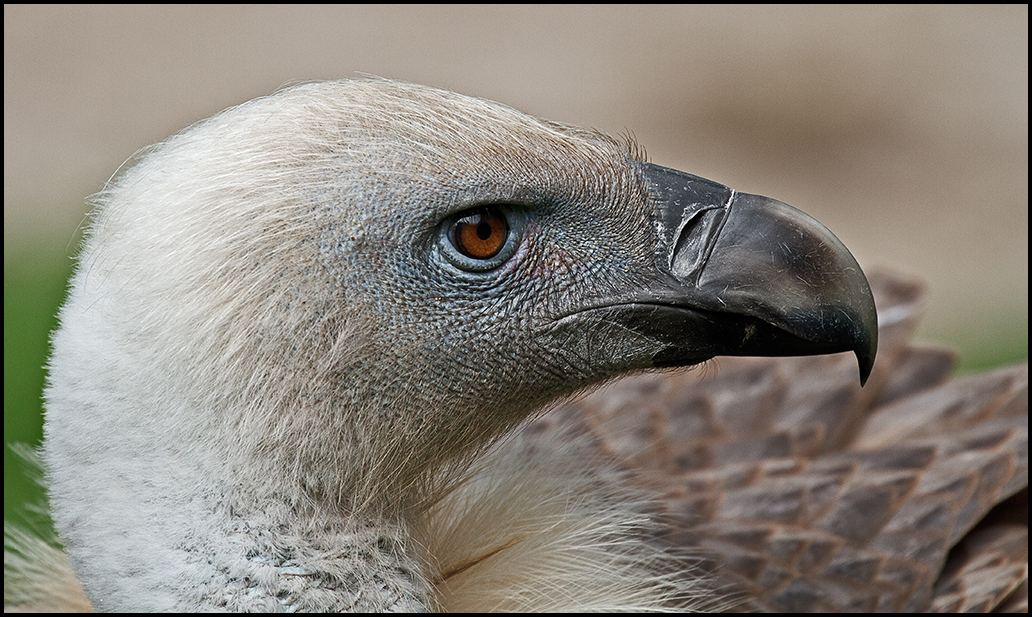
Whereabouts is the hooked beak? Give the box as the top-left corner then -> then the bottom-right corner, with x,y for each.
617,162 -> 877,385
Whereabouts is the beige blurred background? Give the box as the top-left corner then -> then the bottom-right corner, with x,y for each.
4,4 -> 1028,361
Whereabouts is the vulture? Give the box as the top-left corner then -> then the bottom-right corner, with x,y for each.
3,79 -> 1027,612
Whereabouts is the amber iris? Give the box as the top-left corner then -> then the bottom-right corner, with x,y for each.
449,207 -> 508,259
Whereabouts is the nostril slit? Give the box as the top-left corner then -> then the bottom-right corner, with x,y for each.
669,205 -> 728,283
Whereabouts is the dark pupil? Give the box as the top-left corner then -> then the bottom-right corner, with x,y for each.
476,221 -> 492,240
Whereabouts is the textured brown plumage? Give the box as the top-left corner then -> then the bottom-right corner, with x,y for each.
525,269 -> 1028,611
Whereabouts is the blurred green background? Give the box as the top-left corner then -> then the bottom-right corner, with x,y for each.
4,6 -> 1027,533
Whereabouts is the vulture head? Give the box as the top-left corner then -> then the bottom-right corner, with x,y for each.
39,79 -> 878,611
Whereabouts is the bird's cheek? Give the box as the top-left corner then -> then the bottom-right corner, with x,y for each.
533,315 -> 667,380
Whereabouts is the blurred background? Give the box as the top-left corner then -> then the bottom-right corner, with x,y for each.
4,6 -> 1027,528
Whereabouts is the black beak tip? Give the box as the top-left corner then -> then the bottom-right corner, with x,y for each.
858,316 -> 878,386
857,276 -> 880,386
857,340 -> 875,386
847,292 -> 879,386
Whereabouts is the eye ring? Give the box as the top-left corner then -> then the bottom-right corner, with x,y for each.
439,205 -> 521,272
449,206 -> 508,259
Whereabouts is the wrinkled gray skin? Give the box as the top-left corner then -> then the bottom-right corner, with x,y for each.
42,80 -> 874,611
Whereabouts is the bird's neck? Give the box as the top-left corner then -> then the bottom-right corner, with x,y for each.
195,497 -> 435,612
46,396 -> 442,611
188,438 -> 462,611
64,460 -> 436,611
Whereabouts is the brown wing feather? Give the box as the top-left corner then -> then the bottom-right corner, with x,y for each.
541,269 -> 1028,612
930,493 -> 1028,613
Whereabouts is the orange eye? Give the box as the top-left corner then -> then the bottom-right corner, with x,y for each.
449,207 -> 509,260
